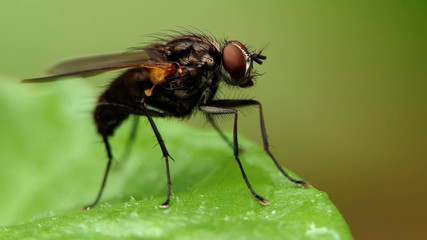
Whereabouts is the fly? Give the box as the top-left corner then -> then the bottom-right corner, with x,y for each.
23,31 -> 310,209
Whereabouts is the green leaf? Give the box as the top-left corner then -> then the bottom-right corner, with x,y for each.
0,76 -> 352,239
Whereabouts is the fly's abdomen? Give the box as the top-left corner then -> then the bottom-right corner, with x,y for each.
94,105 -> 129,136
93,68 -> 148,136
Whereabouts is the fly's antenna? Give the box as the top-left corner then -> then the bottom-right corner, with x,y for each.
251,51 -> 267,65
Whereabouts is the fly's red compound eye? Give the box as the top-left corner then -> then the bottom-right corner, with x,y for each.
222,42 -> 248,79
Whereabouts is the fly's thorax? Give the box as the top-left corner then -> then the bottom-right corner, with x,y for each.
163,35 -> 221,69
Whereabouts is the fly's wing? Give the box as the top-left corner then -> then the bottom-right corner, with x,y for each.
50,51 -> 152,75
22,50 -> 159,83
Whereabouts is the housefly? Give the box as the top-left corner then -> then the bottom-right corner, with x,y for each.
23,31 -> 310,209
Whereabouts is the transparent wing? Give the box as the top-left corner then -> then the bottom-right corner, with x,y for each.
23,50 -> 154,83
50,51 -> 151,74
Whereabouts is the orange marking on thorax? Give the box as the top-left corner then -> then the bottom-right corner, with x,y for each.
141,63 -> 177,97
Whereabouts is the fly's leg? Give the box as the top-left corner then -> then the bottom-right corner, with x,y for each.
82,102 -> 166,210
140,98 -> 173,208
82,134 -> 113,210
207,100 -> 310,187
116,116 -> 140,166
200,105 -> 268,205
207,114 -> 245,153
206,114 -> 233,148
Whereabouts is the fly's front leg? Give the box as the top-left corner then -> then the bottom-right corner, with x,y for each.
207,100 -> 310,188
207,114 -> 246,153
140,98 -> 173,208
206,114 -> 233,148
200,105 -> 269,205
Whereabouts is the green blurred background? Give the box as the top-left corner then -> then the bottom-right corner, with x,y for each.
0,0 -> 426,239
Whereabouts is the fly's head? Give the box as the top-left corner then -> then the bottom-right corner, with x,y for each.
220,41 -> 266,88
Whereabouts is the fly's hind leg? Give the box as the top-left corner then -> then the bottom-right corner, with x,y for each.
81,133 -> 113,210
82,101 -> 166,210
